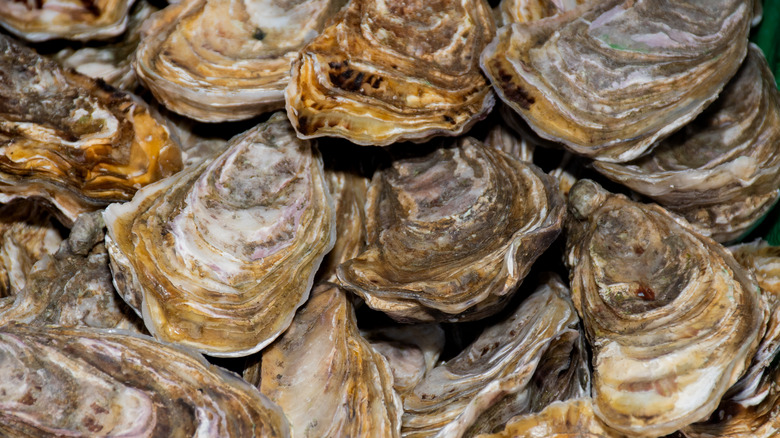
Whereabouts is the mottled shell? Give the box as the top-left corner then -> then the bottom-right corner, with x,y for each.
481,0 -> 753,162
0,34 -> 183,226
402,275 -> 581,438
0,324 -> 290,437
0,212 -> 142,331
134,0 -> 346,122
285,0 -> 497,146
0,0 -> 135,42
338,137 -> 564,322
104,113 -> 335,357
261,283 -> 402,438
498,0 -> 585,25
594,45 -> 780,242
565,179 -> 768,436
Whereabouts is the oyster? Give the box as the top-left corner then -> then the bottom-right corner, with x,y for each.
401,274 -> 581,438
338,137 -> 564,322
481,0 -> 753,162
0,202 -> 62,298
364,323 -> 446,395
0,323 -> 291,437
104,112 -> 335,357
498,0 -> 585,25
565,179 -> 768,436
285,0 -> 496,146
0,34 -> 183,226
134,0 -> 346,122
483,120 -> 534,162
0,212 -> 142,331
53,0 -> 157,90
260,283 -> 402,437
476,398 -> 621,438
0,0 -> 136,42
593,45 -> 780,242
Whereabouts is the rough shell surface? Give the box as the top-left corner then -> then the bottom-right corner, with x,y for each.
338,137 -> 564,322
565,179 -> 768,436
104,112 -> 335,357
0,34 -> 183,226
498,0 -> 585,25
481,0 -> 752,162
285,0 -> 497,146
0,323 -> 291,437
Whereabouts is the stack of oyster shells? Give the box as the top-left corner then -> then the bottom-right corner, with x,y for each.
0,0 -> 779,436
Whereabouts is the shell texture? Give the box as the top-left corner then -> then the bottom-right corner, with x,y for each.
134,0 -> 346,122
565,179 -> 768,436
104,112 -> 335,357
498,0 -> 586,25
481,0 -> 753,162
285,0 -> 497,146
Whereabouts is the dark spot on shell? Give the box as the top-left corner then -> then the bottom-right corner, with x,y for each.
19,392 -> 36,405
636,284 -> 655,301
443,115 -> 454,124
253,28 -> 266,40
633,244 -> 645,255
82,416 -> 104,433
91,402 -> 108,414
495,64 -> 535,110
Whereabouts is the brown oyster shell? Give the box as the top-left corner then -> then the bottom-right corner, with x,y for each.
364,323 -> 446,395
53,0 -> 157,90
565,179 -> 768,436
104,112 -> 335,357
475,398 -> 621,438
134,0 -> 346,122
0,0 -> 136,42
338,137 -> 564,322
593,45 -> 780,242
481,0 -> 753,162
498,0 -> 585,25
285,0 -> 496,146
0,202 -> 62,298
401,275 -> 581,438
0,212 -> 142,331
260,283 -> 402,437
0,34 -> 183,226
0,323 -> 291,437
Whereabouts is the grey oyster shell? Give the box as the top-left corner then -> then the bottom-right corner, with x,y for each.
481,0 -> 753,162
0,323 -> 291,437
0,34 -> 183,226
260,283 -> 402,438
134,0 -> 347,122
104,112 -> 336,357
594,44 -> 780,243
401,274 -> 581,438
565,179 -> 768,436
337,137 -> 564,322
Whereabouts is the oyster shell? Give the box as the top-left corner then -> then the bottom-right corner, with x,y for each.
338,137 -> 564,322
565,179 -> 768,436
260,283 -> 402,437
401,274 -> 581,438
0,0 -> 136,42
475,398 -> 621,438
134,0 -> 346,122
0,323 -> 291,437
481,0 -> 753,162
285,0 -> 497,146
53,0 -> 157,90
0,212 -> 142,331
498,0 -> 585,25
593,45 -> 780,242
0,202 -> 62,298
483,120 -> 534,162
364,323 -> 446,395
0,34 -> 183,226
104,112 -> 335,357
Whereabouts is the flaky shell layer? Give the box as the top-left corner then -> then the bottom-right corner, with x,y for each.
104,112 -> 335,357
498,0 -> 585,25
481,0 -> 752,162
338,138 -> 564,322
566,179 -> 768,436
594,45 -> 780,242
0,34 -> 183,226
261,283 -> 402,438
402,275 -> 580,438
0,324 -> 290,437
134,0 -> 345,122
285,0 -> 496,146
0,0 -> 135,42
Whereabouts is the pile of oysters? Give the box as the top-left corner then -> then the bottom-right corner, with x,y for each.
1,0 -> 779,436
